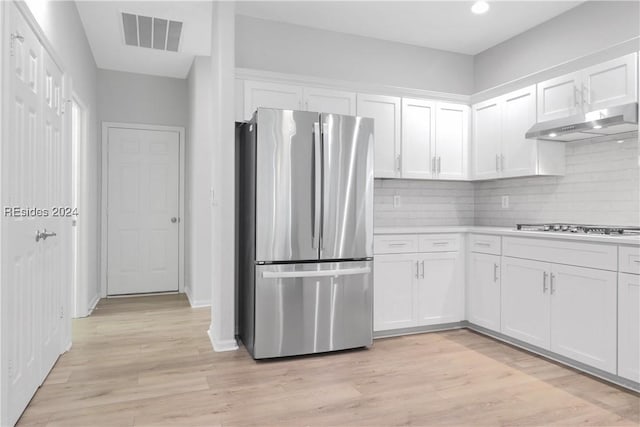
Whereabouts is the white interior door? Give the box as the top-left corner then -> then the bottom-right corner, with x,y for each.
107,127 -> 180,295
3,3 -> 69,425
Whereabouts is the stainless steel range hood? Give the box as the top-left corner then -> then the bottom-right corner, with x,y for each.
525,102 -> 638,142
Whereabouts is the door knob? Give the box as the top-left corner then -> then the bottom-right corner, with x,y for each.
171,217 -> 178,223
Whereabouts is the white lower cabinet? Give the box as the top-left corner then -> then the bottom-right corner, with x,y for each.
618,272 -> 640,382
501,257 -> 551,349
374,234 -> 463,332
373,254 -> 417,331
500,256 -> 617,374
467,252 -> 501,332
550,264 -> 617,374
416,253 -> 464,326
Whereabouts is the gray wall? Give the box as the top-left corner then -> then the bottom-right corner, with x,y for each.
474,1 -> 640,94
25,0 -> 101,315
185,57 -> 212,306
375,180 -> 475,228
236,15 -> 475,95
475,138 -> 640,227
97,69 -> 189,127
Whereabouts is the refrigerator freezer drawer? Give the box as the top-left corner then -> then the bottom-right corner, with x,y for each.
253,260 -> 373,359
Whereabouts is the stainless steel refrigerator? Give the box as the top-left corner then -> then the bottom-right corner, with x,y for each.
236,108 -> 374,359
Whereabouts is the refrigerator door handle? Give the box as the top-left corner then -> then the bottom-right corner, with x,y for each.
262,267 -> 371,279
312,122 -> 322,249
321,121 -> 329,250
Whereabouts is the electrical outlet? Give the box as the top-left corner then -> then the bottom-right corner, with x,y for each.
501,195 -> 509,209
393,195 -> 401,208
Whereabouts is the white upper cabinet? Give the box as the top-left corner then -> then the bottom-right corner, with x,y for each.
536,71 -> 582,122
537,53 -> 638,122
244,81 -> 303,119
472,99 -> 502,180
435,103 -> 469,180
501,86 -> 538,177
472,85 -> 565,180
401,99 -> 469,180
401,98 -> 435,179
303,87 -> 356,115
357,94 -> 401,178
583,53 -> 638,111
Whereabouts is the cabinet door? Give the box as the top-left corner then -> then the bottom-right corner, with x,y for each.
435,103 -> 469,180
416,252 -> 464,326
536,71 -> 581,122
401,98 -> 435,179
501,86 -> 538,178
472,99 -> 501,180
244,81 -> 303,120
467,252 -> 501,332
357,94 -> 401,178
303,87 -> 356,115
373,254 -> 417,331
501,257 -> 551,349
618,272 -> 640,382
550,264 -> 617,374
582,53 -> 637,111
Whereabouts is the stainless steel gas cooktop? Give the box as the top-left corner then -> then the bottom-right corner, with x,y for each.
516,223 -> 640,235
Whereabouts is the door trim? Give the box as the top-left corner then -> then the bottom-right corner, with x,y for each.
100,122 -> 185,298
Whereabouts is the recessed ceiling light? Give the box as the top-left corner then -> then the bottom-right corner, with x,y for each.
471,1 -> 490,15
593,125 -> 602,129
617,140 -> 624,143
548,133 -> 557,138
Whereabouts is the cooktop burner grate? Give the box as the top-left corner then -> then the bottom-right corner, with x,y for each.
516,223 -> 640,235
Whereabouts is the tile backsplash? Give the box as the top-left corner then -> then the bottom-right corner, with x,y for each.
374,137 -> 639,228
375,179 -> 475,227
474,138 -> 640,227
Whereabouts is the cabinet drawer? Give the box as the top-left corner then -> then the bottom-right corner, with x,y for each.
418,234 -> 460,252
374,235 -> 418,254
619,246 -> 640,275
503,237 -> 617,271
470,234 -> 501,255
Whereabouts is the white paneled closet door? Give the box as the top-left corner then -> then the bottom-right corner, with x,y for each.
3,3 -> 70,426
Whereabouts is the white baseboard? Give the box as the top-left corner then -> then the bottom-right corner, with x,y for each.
208,328 -> 238,352
86,293 -> 100,316
184,286 -> 211,308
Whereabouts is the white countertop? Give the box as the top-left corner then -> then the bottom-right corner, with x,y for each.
374,226 -> 640,245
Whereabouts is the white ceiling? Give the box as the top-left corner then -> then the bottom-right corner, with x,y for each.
235,1 -> 582,55
76,1 -> 582,79
76,1 -> 212,78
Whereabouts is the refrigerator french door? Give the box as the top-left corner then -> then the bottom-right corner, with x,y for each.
237,108 -> 374,358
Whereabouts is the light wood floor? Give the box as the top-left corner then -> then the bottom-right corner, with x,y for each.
17,294 -> 639,426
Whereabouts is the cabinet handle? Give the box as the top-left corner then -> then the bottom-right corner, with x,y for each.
495,155 -> 499,172
543,271 -> 548,293
437,156 -> 442,174
582,83 -> 589,109
432,156 -> 436,174
475,242 -> 491,246
493,263 -> 499,283
550,273 -> 556,294
416,261 -> 419,279
421,260 -> 425,279
574,86 -> 580,107
433,242 -> 448,246
396,154 -> 401,172
389,243 -> 407,247
500,155 -> 505,171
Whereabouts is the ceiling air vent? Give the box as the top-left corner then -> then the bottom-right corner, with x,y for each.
122,12 -> 183,52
